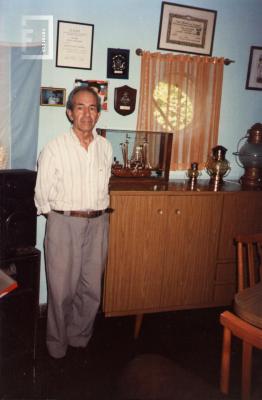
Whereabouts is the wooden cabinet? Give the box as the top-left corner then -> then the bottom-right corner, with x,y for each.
214,191 -> 262,305
103,194 -> 165,314
160,195 -> 222,308
218,192 -> 262,260
103,182 -> 262,319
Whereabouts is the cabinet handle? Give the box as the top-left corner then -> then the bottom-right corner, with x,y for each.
175,209 -> 181,215
157,209 -> 163,215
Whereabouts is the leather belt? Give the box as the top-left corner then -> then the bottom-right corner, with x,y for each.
53,209 -> 111,218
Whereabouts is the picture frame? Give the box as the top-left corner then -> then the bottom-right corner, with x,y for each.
107,48 -> 130,79
56,20 -> 94,70
157,2 -> 217,56
74,79 -> 108,111
40,87 -> 66,106
245,46 -> 262,90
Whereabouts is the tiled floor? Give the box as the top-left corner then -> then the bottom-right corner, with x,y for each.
1,307 -> 262,399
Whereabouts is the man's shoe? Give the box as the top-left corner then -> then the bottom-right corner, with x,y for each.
67,345 -> 87,368
47,354 -> 67,374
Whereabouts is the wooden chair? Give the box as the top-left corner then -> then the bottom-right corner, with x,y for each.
220,233 -> 262,400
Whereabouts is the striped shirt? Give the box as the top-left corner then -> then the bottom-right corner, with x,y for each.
34,129 -> 113,214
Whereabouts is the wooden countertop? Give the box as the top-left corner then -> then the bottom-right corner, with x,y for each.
109,179 -> 262,194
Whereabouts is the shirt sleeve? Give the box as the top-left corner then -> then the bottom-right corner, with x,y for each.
34,145 -> 56,215
105,141 -> 113,184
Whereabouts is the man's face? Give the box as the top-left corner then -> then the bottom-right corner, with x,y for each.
67,91 -> 100,136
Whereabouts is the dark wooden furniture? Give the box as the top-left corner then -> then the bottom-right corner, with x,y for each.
0,169 -> 37,260
220,233 -> 262,400
0,169 -> 40,377
103,180 -> 262,337
0,249 -> 40,365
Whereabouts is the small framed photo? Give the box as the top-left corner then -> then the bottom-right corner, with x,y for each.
245,46 -> 262,90
56,20 -> 94,70
40,87 -> 66,106
157,2 -> 217,56
74,79 -> 108,111
107,48 -> 130,79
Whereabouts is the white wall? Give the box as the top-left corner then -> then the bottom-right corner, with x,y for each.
2,0 -> 262,303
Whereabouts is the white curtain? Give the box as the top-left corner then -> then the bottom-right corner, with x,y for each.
0,46 -> 10,168
0,44 -> 42,170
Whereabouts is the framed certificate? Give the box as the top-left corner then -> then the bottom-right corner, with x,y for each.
157,2 -> 217,56
56,20 -> 94,70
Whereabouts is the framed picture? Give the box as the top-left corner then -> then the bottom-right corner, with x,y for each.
56,20 -> 94,70
74,79 -> 108,111
157,2 -> 217,56
40,87 -> 66,106
245,46 -> 262,90
107,48 -> 130,79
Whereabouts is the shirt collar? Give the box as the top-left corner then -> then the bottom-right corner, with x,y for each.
70,127 -> 98,144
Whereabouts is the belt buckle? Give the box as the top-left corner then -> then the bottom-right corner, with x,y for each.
94,210 -> 103,218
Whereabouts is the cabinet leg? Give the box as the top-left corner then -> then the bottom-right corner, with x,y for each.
134,314 -> 144,339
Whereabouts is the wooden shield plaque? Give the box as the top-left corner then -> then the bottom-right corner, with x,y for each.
114,85 -> 137,116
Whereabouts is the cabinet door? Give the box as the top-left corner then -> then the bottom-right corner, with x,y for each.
214,192 -> 262,306
103,194 -> 167,315
160,195 -> 222,308
218,192 -> 262,261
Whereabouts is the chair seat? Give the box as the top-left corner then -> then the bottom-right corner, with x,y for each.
234,281 -> 262,329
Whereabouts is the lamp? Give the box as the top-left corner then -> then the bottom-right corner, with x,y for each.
233,123 -> 262,189
186,162 -> 201,190
205,145 -> 231,186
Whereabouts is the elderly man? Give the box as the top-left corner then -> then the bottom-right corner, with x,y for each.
35,86 -> 112,360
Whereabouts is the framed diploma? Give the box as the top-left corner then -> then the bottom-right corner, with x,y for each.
157,2 -> 217,56
56,20 -> 94,70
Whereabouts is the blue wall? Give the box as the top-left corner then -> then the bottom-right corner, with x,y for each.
1,0 -> 262,303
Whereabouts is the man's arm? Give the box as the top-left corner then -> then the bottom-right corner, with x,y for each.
34,146 -> 56,215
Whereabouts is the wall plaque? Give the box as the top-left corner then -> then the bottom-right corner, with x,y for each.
114,85 -> 137,116
107,48 -> 130,79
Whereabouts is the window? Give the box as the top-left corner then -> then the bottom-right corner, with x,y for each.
137,52 -> 224,170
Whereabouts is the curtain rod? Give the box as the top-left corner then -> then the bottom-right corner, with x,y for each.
135,48 -> 235,65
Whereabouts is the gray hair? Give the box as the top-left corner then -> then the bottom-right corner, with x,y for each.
66,86 -> 101,113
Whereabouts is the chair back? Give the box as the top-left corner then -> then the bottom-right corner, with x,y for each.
235,233 -> 262,292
